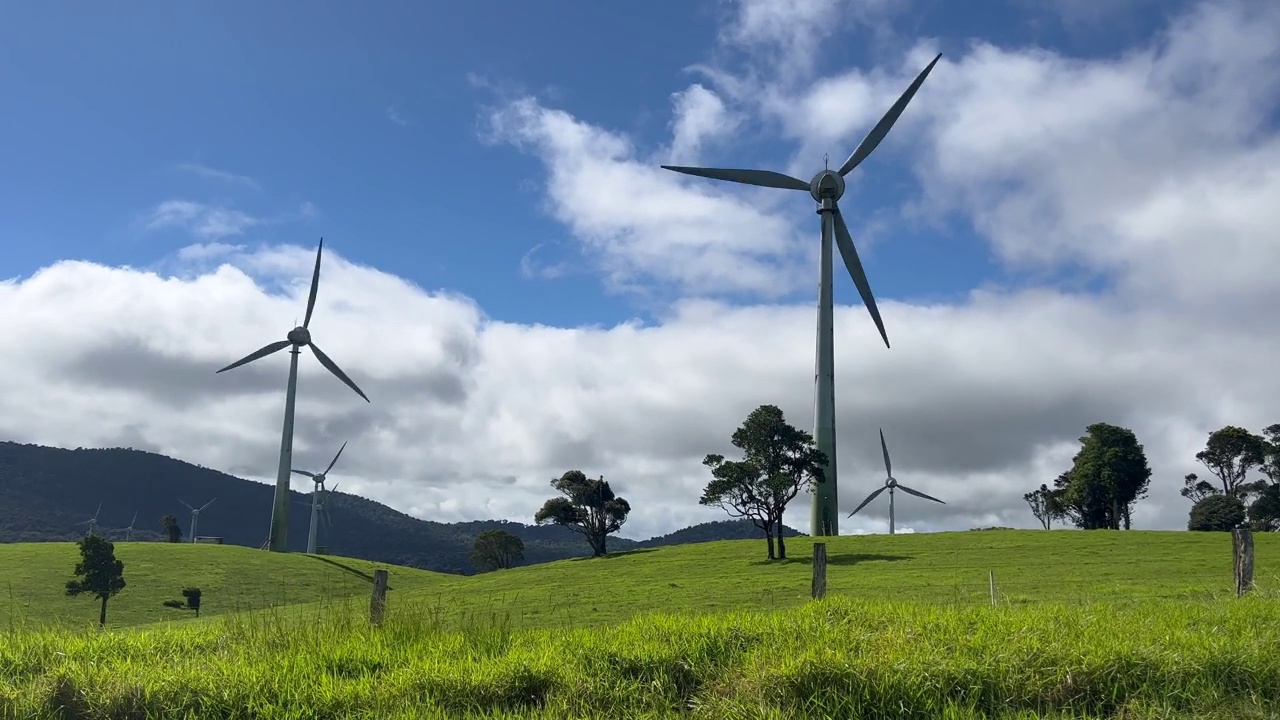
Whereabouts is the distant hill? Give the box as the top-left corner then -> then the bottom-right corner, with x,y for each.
0,441 -> 802,574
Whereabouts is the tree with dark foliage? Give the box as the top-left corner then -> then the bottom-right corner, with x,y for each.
1188,494 -> 1246,532
534,471 -> 630,557
1258,424 -> 1280,487
1055,424 -> 1151,529
1023,483 -> 1062,530
65,534 -> 126,626
701,405 -> 825,560
1180,473 -> 1219,503
1196,426 -> 1268,499
161,514 -> 182,543
1248,484 -> 1280,531
470,529 -> 525,571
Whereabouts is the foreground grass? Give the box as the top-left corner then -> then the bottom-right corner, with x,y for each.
0,543 -> 445,629
1,595 -> 1277,719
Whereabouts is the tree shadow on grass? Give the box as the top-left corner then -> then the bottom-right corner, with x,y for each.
569,548 -> 660,562
303,554 -> 394,590
749,553 -> 913,567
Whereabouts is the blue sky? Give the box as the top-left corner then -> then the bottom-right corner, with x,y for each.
2,0 -> 1277,538
1,0 -> 1191,328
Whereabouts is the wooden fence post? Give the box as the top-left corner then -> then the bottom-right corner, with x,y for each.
370,569 -> 389,625
1232,527 -> 1255,597
989,571 -> 997,606
811,543 -> 827,600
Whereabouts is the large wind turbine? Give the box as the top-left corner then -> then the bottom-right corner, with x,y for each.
662,54 -> 942,536
847,429 -> 944,534
216,239 -> 370,553
179,498 -> 216,542
291,442 -> 346,555
75,501 -> 103,538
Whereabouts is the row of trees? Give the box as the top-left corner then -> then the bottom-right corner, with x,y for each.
524,405 -> 822,564
1024,423 -> 1280,532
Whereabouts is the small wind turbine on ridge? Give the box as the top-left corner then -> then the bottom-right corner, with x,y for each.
847,429 -> 945,535
75,501 -> 103,538
179,498 -> 216,542
661,53 -> 942,537
215,239 -> 370,553
291,441 -> 346,555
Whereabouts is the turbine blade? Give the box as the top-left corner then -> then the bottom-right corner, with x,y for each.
179,500 -> 193,511
304,238 -> 323,329
880,429 -> 892,478
216,340 -> 292,374
309,342 -> 370,402
324,441 -> 347,475
328,482 -> 340,496
660,165 -> 809,191
847,486 -> 887,517
200,498 -> 217,511
833,208 -> 890,348
897,484 -> 945,504
838,53 -> 942,176
291,469 -> 315,478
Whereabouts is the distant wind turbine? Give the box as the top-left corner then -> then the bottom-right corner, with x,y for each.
115,511 -> 138,542
291,442 -> 346,555
75,501 -> 103,538
215,239 -> 370,553
847,429 -> 945,535
179,498 -> 216,543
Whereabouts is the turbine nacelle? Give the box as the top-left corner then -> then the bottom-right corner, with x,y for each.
287,326 -> 312,347
809,169 -> 845,204
886,476 -> 898,489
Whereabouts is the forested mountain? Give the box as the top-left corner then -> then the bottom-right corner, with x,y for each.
0,441 -> 801,573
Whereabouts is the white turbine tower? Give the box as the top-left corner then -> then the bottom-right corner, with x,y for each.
661,54 -> 942,536
179,498 -> 216,543
291,442 -> 346,555
215,239 -> 369,553
116,511 -> 138,542
847,429 -> 945,534
75,501 -> 103,538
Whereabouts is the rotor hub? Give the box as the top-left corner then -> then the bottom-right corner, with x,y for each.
886,477 -> 898,488
287,326 -> 311,346
314,474 -> 326,486
809,169 -> 845,203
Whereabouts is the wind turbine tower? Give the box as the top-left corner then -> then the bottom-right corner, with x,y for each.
75,501 -> 103,538
215,239 -> 370,552
661,54 -> 942,535
179,498 -> 216,543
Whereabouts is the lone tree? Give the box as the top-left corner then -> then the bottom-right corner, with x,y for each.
65,534 -> 127,627
1188,494 -> 1246,532
161,514 -> 182,543
534,471 -> 630,557
470,529 -> 525,571
1023,483 -> 1062,530
1196,426 -> 1268,499
1180,473 -> 1218,503
1054,423 -> 1151,529
1259,424 -> 1280,486
701,404 -> 825,560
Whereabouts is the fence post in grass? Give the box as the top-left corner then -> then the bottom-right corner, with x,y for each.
370,569 -> 389,625
811,543 -> 827,600
1232,527 -> 1254,597
989,571 -> 997,606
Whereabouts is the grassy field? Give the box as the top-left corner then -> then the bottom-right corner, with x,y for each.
3,530 -> 1277,630
1,594 -> 1277,718
1,530 -> 1278,717
0,542 -> 444,629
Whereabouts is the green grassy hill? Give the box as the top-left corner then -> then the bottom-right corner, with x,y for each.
7,529 -> 1276,631
0,542 -> 447,629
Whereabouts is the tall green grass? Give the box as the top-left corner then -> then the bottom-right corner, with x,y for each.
2,594 -> 1277,719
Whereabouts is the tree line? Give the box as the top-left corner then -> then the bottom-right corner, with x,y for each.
1024,423 -> 1280,532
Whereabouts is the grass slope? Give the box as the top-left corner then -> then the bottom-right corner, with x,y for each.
0,543 -> 444,629
5,530 -> 1276,632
